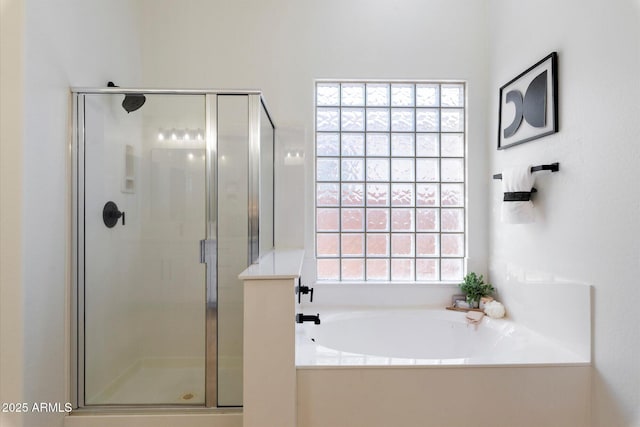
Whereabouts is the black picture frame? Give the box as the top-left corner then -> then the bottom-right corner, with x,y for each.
498,52 -> 558,150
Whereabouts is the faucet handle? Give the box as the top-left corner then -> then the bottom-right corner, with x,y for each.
296,284 -> 314,304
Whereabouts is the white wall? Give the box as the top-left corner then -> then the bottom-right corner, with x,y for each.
135,0 -> 492,279
487,1 -> 640,426
21,0 -> 141,424
13,1 -> 640,426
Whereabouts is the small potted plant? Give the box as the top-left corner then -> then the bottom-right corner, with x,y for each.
459,272 -> 495,309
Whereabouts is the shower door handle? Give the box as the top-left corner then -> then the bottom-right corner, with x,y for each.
200,239 -> 215,264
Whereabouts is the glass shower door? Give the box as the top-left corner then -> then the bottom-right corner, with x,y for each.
80,93 -> 207,405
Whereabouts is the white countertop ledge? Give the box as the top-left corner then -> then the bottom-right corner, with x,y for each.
239,249 -> 305,280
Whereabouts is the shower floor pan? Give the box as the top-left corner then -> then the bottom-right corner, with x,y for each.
88,358 -> 205,405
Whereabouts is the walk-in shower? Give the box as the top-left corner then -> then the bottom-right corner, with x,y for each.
71,88 -> 274,408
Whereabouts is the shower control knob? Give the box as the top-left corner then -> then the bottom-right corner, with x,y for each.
103,201 -> 125,228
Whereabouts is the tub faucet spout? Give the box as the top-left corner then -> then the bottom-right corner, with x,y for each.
296,313 -> 321,325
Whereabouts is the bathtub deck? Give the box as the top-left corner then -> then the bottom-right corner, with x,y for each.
296,364 -> 591,427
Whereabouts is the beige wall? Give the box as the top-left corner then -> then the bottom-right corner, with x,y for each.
0,1 -> 25,427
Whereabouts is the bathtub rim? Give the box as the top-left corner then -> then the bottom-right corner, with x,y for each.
298,280 -> 592,364
295,306 -> 591,368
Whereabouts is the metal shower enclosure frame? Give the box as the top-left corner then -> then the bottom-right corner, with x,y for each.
70,87 -> 275,409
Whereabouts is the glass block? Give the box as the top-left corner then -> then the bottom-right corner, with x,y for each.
341,233 -> 364,257
316,233 -> 339,256
416,158 -> 439,182
416,259 -> 439,281
366,83 -> 390,106
342,259 -> 365,280
366,133 -> 390,156
416,84 -> 439,107
416,208 -> 439,232
416,134 -> 439,157
341,108 -> 365,131
441,258 -> 463,281
391,109 -> 415,132
441,234 -> 464,257
391,133 -> 415,156
366,208 -> 389,231
317,259 -> 340,280
441,109 -> 464,132
341,158 -> 364,181
316,183 -> 339,206
366,158 -> 390,182
391,183 -> 415,206
366,233 -> 389,257
441,184 -> 464,207
442,209 -> 464,232
391,208 -> 414,232
441,134 -> 464,157
316,83 -> 340,106
391,259 -> 414,281
441,158 -> 464,182
416,183 -> 439,206
391,234 -> 414,257
391,84 -> 414,106
391,158 -> 414,182
366,259 -> 389,280
316,133 -> 340,156
416,234 -> 439,257
316,208 -> 339,232
317,108 -> 339,131
341,133 -> 365,156
366,183 -> 390,206
341,183 -> 364,206
416,108 -> 440,132
341,208 -> 365,231
366,108 -> 390,132
341,83 -> 365,106
441,84 -> 464,107
316,158 -> 339,181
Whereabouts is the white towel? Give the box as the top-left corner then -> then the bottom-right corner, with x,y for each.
500,165 -> 535,224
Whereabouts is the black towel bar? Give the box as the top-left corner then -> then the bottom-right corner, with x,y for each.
493,162 -> 559,180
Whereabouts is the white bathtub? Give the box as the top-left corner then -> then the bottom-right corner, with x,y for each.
295,283 -> 592,427
296,308 -> 587,366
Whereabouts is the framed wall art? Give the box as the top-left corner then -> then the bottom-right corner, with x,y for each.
498,52 -> 558,149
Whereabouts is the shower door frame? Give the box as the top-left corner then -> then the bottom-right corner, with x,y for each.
70,88 -> 273,409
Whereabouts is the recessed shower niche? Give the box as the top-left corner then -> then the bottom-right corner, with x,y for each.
71,89 -> 274,408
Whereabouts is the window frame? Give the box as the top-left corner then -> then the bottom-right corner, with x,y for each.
314,80 -> 467,282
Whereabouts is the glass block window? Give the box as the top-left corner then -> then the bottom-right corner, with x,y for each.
315,81 -> 465,282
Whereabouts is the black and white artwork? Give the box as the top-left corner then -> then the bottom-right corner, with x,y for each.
498,52 -> 558,149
